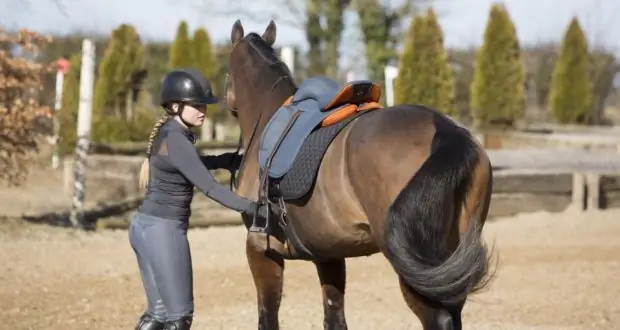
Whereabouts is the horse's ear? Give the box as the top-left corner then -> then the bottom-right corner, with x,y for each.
231,20 -> 244,44
262,20 -> 277,46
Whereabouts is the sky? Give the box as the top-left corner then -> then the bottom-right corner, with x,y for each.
2,0 -> 619,73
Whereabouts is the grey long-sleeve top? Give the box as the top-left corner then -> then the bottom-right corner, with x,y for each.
137,118 -> 252,221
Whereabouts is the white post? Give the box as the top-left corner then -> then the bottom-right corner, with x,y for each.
201,118 -> 213,141
280,46 -> 295,75
384,65 -> 399,107
345,70 -> 355,82
69,39 -> 96,228
52,70 -> 64,169
215,123 -> 225,141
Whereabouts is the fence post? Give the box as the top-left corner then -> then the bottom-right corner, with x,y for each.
69,39 -> 96,229
586,173 -> 601,211
384,65 -> 398,107
570,172 -> 586,212
280,46 -> 295,75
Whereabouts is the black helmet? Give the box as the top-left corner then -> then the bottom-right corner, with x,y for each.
160,68 -> 218,106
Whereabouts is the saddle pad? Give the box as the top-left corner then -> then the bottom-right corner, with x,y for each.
258,98 -> 336,179
276,111 -> 367,201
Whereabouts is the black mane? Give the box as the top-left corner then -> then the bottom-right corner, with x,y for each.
244,32 -> 281,66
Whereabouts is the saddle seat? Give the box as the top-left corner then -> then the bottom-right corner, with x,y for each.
291,76 -> 382,112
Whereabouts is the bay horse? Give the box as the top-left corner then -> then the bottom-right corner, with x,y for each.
224,20 -> 495,330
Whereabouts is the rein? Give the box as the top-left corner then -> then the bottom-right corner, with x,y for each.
227,74 -> 292,191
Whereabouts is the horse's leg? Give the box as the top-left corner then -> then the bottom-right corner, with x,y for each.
314,259 -> 348,330
246,235 -> 285,330
398,277 -> 464,330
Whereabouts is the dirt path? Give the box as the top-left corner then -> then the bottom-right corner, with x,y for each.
1,207 -> 619,330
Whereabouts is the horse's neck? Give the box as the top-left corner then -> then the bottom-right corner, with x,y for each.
240,92 -> 288,151
242,81 -> 295,141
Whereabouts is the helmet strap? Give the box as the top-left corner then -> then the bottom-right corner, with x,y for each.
175,104 -> 198,144
176,104 -> 195,128
166,103 -> 193,128
165,103 -> 199,140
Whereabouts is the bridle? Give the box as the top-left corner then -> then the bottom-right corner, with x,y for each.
224,71 -> 292,191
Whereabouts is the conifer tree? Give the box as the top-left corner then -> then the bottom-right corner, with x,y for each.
169,21 -> 194,69
416,8 -> 456,116
192,27 -> 214,79
470,4 -> 525,128
91,24 -> 146,142
394,14 -> 426,105
192,27 -> 217,118
549,17 -> 593,124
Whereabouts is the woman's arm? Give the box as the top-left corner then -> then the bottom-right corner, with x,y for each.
166,132 -> 254,213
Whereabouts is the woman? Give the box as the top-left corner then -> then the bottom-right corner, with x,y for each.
130,69 -> 267,330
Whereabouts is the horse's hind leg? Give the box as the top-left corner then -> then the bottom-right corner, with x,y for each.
246,236 -> 285,330
314,259 -> 348,330
398,276 -> 463,330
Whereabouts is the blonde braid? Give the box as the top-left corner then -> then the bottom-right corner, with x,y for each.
138,115 -> 170,189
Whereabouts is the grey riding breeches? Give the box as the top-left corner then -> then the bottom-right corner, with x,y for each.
129,212 -> 193,322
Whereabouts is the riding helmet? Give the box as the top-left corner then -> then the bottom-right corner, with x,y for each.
159,68 -> 218,106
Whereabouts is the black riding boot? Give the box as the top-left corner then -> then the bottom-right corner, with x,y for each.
135,312 -> 165,330
163,316 -> 193,330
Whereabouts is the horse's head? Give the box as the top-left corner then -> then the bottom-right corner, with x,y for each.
225,20 -> 296,140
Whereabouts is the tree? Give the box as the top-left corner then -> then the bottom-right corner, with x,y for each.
0,28 -> 54,186
394,13 -> 425,105
303,0 -> 346,76
305,0 -> 326,76
549,17 -> 593,124
415,9 -> 456,115
356,0 -> 429,84
169,21 -> 193,69
470,4 -> 525,128
192,28 -> 214,80
192,27 -> 216,118
91,24 -> 147,143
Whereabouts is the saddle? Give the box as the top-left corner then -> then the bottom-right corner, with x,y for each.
248,76 -> 383,234
258,76 -> 382,179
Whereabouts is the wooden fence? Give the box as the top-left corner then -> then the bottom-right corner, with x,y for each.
39,128 -> 620,228
54,154 -> 620,229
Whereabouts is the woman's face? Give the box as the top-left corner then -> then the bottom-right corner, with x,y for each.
173,103 -> 207,127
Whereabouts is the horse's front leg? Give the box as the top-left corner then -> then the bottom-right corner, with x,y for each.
246,233 -> 285,330
315,259 -> 348,330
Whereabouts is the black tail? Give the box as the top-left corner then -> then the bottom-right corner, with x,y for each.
383,125 -> 493,306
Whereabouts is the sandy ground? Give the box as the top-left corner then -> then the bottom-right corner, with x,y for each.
1,207 -> 619,330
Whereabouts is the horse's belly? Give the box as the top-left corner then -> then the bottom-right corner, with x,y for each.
286,126 -> 380,258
